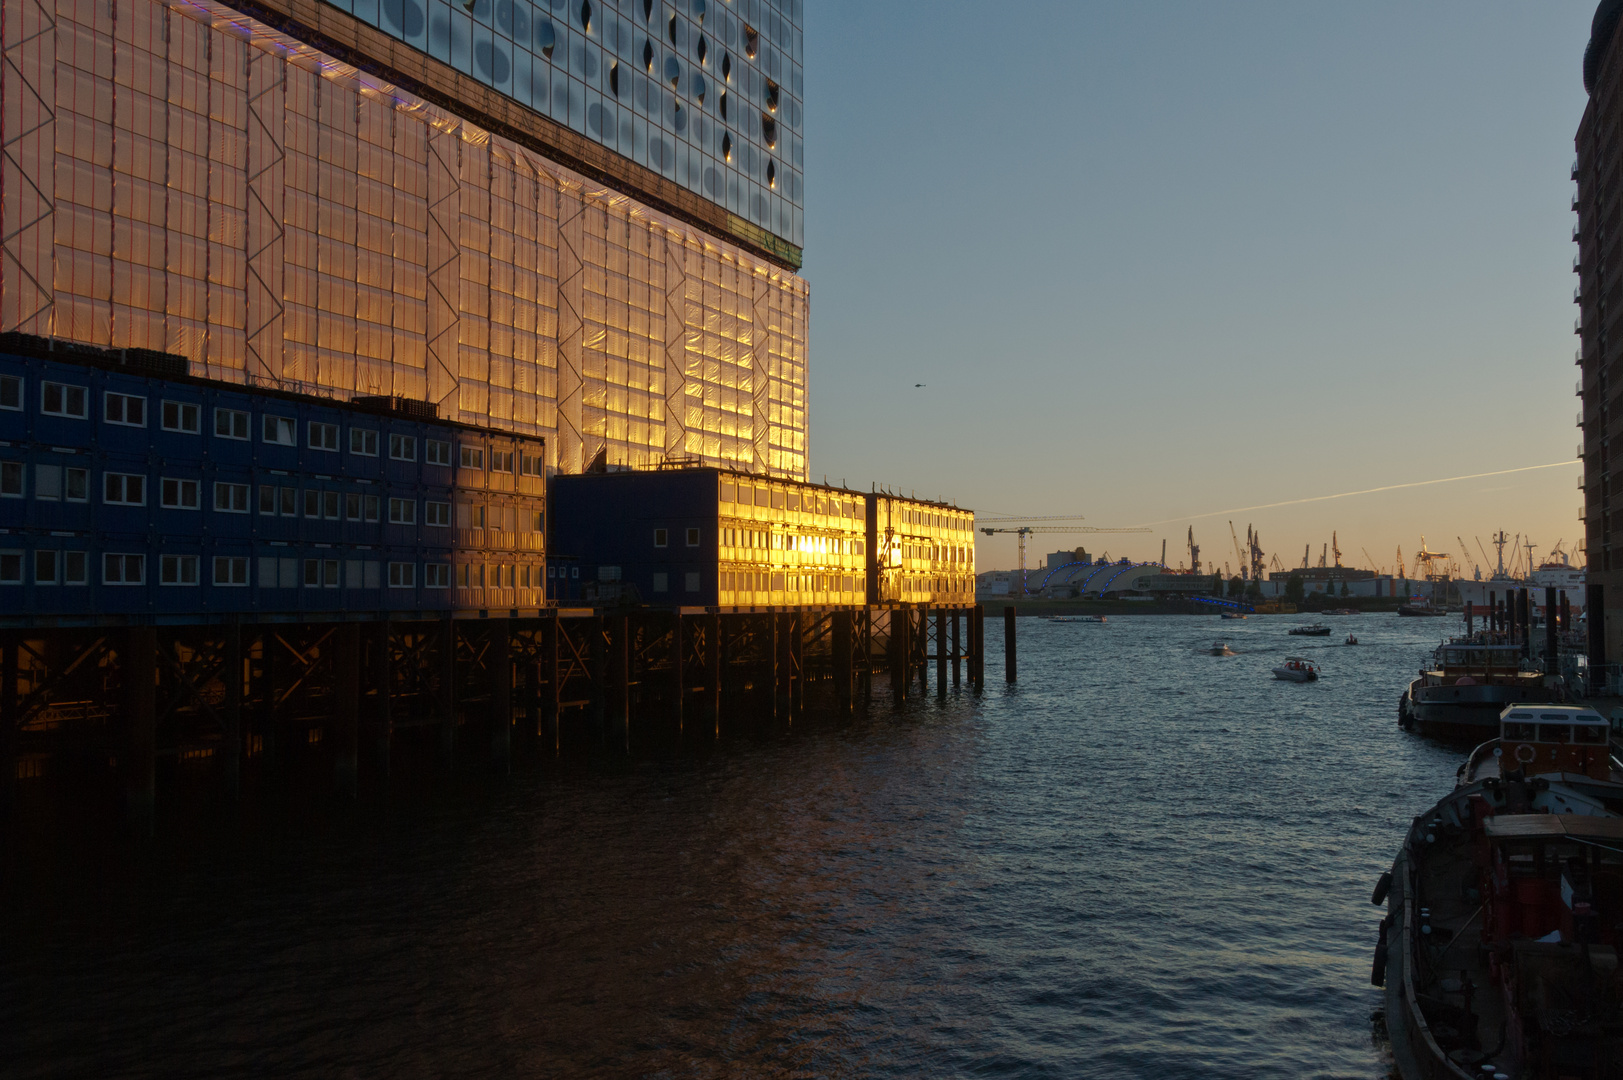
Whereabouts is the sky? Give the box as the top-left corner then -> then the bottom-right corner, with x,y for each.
799,1 -> 1596,579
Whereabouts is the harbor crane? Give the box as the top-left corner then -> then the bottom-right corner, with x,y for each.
1332,532 -> 1343,569
976,517 -> 1152,598
1455,537 -> 1477,578
1247,526 -> 1266,583
1188,526 -> 1201,576
1228,521 -> 1247,580
1362,547 -> 1381,574
1413,536 -> 1450,581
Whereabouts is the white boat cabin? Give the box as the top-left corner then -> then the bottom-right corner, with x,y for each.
1498,705 -> 1612,781
1436,644 -> 1526,673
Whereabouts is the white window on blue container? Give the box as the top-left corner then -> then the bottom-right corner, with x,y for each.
304,558 -> 339,587
33,550 -> 56,584
322,491 -> 339,519
685,572 -> 700,592
426,500 -> 450,526
653,572 -> 668,593
426,439 -> 451,466
213,482 -> 250,513
388,497 -> 415,524
389,433 -> 417,461
160,554 -> 199,585
161,478 -> 200,510
653,528 -> 668,548
64,551 -> 86,584
1,460 -> 22,497
104,392 -> 145,427
425,563 -> 450,588
0,373 -> 21,411
345,493 -> 363,521
41,381 -> 86,418
104,473 -> 145,505
364,494 -> 380,521
262,415 -> 296,445
309,421 -> 339,451
213,556 -> 249,586
388,561 -> 415,587
350,428 -> 379,456
459,444 -> 484,469
103,553 -> 145,584
161,400 -> 200,433
0,550 -> 19,583
215,408 -> 249,440
686,527 -> 700,547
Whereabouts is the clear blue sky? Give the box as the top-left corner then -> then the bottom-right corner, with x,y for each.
801,1 -> 1593,577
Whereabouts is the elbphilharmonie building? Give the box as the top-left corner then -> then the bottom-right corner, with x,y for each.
0,0 -> 809,478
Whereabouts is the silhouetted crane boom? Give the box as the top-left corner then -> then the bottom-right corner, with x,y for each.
977,521 -> 1152,598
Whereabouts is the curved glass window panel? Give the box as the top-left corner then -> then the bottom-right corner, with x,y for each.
720,131 -> 730,161
578,0 -> 590,32
692,72 -> 705,103
718,88 -> 726,120
764,79 -> 778,111
766,159 -> 774,187
608,61 -> 620,97
495,0 -> 526,38
383,0 -> 426,38
536,16 -> 556,56
692,0 -> 704,19
673,103 -> 686,134
641,0 -> 651,20
665,55 -> 680,87
696,35 -> 707,65
642,38 -> 654,70
582,46 -> 598,79
760,113 -> 775,147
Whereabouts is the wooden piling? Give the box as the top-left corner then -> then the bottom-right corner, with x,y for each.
491,619 -> 512,770
951,609 -> 961,688
790,612 -> 804,717
972,604 -> 985,688
223,619 -> 242,801
334,622 -> 360,796
936,608 -> 948,696
440,615 -> 457,760
374,621 -> 393,777
1545,587 -> 1558,671
1,633 -> 18,839
1004,606 -> 1017,683
611,615 -> 630,748
671,612 -> 685,733
708,611 -> 722,734
124,626 -> 157,835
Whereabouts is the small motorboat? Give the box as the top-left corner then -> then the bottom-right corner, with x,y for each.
1220,612 -> 1247,620
1272,656 -> 1320,682
1288,624 -> 1332,637
1345,634 -> 1358,645
1045,615 -> 1105,623
1209,641 -> 1236,656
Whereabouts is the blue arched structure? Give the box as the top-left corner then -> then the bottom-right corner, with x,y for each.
1094,561 -> 1162,596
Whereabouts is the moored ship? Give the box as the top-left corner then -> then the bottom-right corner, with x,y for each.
1399,641 -> 1557,743
1374,706 -> 1623,1077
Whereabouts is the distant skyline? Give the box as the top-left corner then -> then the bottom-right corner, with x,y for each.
802,2 -> 1593,576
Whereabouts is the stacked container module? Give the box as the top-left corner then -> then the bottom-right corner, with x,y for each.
868,496 -> 977,606
547,467 -> 867,609
0,337 -> 547,623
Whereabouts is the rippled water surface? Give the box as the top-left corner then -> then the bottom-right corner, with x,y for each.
1,614 -> 1472,1078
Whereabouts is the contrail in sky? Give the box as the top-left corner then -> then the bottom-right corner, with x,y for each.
1131,460 -> 1579,529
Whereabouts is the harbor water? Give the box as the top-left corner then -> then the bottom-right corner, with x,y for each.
1,614 -> 1469,1078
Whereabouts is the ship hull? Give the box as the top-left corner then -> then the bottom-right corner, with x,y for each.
1403,678 -> 1548,742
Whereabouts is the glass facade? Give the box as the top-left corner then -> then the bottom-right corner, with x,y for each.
331,0 -> 803,251
0,0 -> 809,479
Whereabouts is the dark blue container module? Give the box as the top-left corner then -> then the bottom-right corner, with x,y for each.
549,467 -> 870,609
0,335 -> 547,625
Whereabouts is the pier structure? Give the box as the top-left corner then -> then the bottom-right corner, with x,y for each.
0,341 -> 984,834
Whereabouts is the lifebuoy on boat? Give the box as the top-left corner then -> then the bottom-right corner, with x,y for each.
1515,743 -> 1536,764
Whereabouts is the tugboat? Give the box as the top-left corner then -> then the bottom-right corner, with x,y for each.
1272,656 -> 1319,682
1289,623 -> 1332,637
1398,641 -> 1555,743
1373,705 -> 1623,1077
